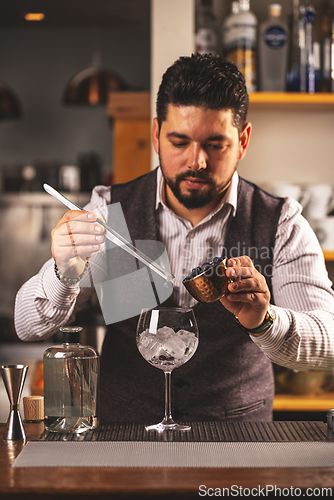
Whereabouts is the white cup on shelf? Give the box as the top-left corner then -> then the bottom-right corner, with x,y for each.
59,165 -> 80,192
302,184 -> 334,220
309,217 -> 334,251
266,182 -> 310,209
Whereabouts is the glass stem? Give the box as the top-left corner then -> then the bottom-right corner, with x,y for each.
163,371 -> 175,424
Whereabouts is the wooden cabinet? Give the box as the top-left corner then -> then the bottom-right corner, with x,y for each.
107,92 -> 151,185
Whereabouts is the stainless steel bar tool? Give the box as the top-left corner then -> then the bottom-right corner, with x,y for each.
43,183 -> 174,282
1,364 -> 29,441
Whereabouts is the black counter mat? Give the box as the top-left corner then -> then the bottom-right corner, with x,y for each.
38,421 -> 330,442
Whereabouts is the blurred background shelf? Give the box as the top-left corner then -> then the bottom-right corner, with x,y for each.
323,251 -> 334,261
249,92 -> 334,110
273,392 -> 334,412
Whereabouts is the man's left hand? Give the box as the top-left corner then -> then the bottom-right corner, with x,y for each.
220,256 -> 271,333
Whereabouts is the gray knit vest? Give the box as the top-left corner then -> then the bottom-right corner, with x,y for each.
100,169 -> 284,423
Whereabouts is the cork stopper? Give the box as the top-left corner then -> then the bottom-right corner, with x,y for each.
23,396 -> 44,422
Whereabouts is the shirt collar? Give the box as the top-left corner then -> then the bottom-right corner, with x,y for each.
155,167 -> 238,217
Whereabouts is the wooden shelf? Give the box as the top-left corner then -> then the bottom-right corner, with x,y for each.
273,392 -> 334,412
324,251 -> 334,261
0,191 -> 91,207
249,92 -> 334,110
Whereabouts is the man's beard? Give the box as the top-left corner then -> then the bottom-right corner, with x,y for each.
160,165 -> 234,210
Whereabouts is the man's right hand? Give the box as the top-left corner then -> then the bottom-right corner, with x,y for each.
51,210 -> 106,278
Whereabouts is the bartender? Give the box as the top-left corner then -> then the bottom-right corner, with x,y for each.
15,54 -> 334,423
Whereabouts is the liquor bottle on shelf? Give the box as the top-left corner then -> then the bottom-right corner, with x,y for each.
195,0 -> 219,55
287,0 -> 318,92
313,37 -> 321,91
259,4 -> 289,91
303,1 -> 317,92
320,0 -> 334,91
222,1 -> 240,55
287,0 -> 302,90
224,0 -> 258,91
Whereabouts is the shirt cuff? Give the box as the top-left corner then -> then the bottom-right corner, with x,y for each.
249,305 -> 291,353
43,261 -> 80,308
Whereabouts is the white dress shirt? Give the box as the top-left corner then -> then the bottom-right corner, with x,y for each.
14,169 -> 334,371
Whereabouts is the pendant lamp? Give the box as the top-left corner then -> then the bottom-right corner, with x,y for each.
63,32 -> 129,106
63,66 -> 127,105
0,81 -> 22,119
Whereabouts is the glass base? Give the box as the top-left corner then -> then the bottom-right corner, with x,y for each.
45,416 -> 97,434
145,421 -> 191,432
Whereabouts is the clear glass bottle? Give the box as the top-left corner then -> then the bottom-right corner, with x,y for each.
222,1 -> 240,55
224,0 -> 258,91
303,0 -> 317,93
259,4 -> 289,91
287,0 -> 317,92
287,0 -> 302,90
195,0 -> 219,55
43,326 -> 99,433
320,0 -> 334,91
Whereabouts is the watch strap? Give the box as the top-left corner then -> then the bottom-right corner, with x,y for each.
235,306 -> 275,335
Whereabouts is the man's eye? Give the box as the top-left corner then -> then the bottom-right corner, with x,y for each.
172,142 -> 187,148
207,143 -> 224,150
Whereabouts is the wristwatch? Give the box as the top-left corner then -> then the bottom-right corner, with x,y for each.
235,304 -> 276,335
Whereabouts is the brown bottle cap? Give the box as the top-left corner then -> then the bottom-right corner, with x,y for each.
23,396 -> 44,422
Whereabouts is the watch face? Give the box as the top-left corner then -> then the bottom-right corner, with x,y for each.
267,305 -> 276,323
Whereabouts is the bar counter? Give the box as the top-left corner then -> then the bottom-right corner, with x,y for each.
1,422 -> 334,499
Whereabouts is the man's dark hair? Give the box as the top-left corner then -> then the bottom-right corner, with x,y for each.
156,53 -> 249,135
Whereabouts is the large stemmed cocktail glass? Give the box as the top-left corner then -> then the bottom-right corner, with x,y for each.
136,307 -> 199,432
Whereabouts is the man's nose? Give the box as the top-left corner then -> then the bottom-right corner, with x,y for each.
189,144 -> 207,170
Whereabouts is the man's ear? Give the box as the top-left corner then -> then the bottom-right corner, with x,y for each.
152,117 -> 160,155
239,122 -> 252,160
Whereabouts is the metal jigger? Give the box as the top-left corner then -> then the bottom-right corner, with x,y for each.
0,364 -> 29,441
